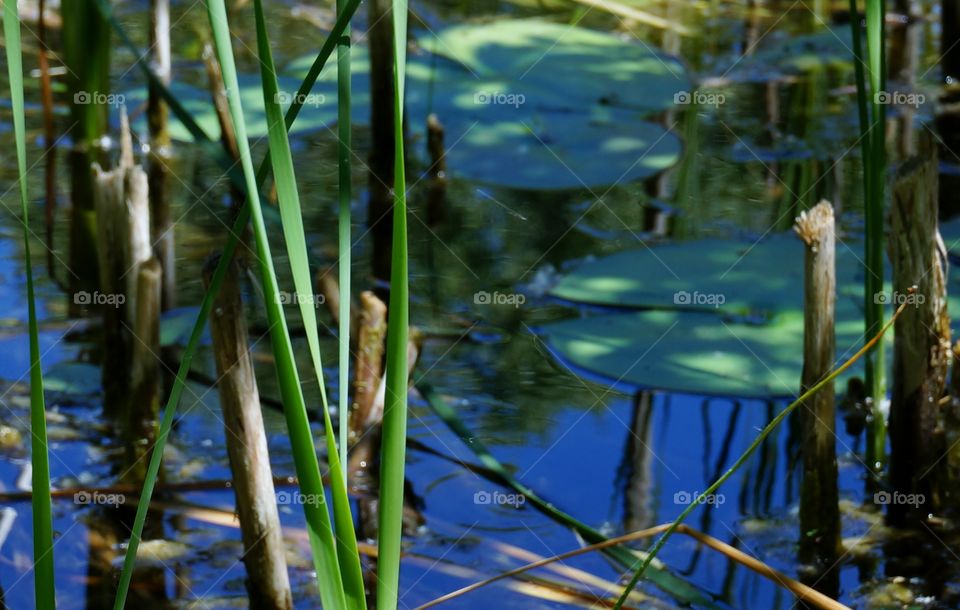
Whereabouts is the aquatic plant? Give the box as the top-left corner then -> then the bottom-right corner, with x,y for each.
3,4 -> 56,608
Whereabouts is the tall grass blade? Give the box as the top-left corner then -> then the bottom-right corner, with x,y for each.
205,0 -> 350,606
112,4 -> 363,608
377,0 -> 410,607
4,5 -> 56,608
863,0 -> 887,468
336,0 -> 353,479
252,1 -> 366,606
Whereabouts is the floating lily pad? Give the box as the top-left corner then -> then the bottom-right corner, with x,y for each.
550,235 -> 866,314
43,361 -> 101,396
122,74 -> 336,142
436,109 -> 682,190
420,19 -> 690,114
732,28 -> 855,82
282,24 -> 686,189
543,305 -> 868,398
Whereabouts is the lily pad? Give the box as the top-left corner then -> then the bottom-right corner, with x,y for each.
550,235 -> 865,314
731,28 -> 855,82
122,74 -> 336,142
420,19 -> 690,114
543,305 -> 868,398
435,109 -> 682,190
43,361 -> 101,396
282,25 -> 686,189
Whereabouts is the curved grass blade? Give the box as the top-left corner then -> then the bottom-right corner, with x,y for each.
419,384 -> 714,607
336,0 -> 353,481
252,1 -> 366,606
4,5 -> 56,608
205,1 -> 351,606
111,5 -> 362,608
612,301 -> 909,609
377,1 -> 411,607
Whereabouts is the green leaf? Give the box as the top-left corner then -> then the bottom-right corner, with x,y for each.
4,3 -> 56,607
542,306 -> 870,398
252,0 -> 366,606
420,19 -> 690,113
377,0 -> 411,607
207,0 -> 348,605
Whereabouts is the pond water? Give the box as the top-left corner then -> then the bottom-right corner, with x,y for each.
1,0 -> 958,608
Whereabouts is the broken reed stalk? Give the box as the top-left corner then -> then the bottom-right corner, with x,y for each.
887,133 -> 950,526
425,113 -> 447,226
613,298 -> 912,609
126,257 -> 162,480
419,523 -> 851,610
148,0 -> 174,310
351,290 -> 388,438
204,256 -> 292,610
794,201 -> 841,574
92,112 -> 155,419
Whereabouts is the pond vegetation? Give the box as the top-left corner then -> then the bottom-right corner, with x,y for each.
2,0 -> 960,609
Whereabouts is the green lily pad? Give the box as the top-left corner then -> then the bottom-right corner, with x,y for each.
543,304 -> 869,398
44,361 -> 101,396
550,235 -> 866,314
122,74 -> 337,142
436,109 -> 682,190
732,28 -> 855,82
420,19 -> 690,114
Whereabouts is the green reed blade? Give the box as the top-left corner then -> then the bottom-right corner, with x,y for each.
4,4 -> 56,608
336,0 -> 353,481
377,1 -> 411,607
252,1 -> 366,606
111,4 -> 362,608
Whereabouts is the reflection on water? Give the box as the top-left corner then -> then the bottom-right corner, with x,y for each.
0,0 -> 957,608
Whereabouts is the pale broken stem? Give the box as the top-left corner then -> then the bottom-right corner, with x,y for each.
418,523 -> 850,610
